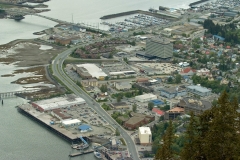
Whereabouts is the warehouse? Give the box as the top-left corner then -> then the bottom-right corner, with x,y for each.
138,127 -> 152,145
135,94 -> 157,102
76,63 -> 107,80
32,95 -> 86,112
62,119 -> 81,128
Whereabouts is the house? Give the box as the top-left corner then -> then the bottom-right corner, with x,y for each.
160,87 -> 187,99
96,93 -> 108,101
196,68 -> 210,76
115,82 -> 132,90
180,67 -> 196,76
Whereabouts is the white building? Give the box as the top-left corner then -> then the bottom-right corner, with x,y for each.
61,119 -> 81,128
32,95 -> 86,111
135,94 -> 157,102
76,63 -> 107,79
139,127 -> 152,145
115,82 -> 132,90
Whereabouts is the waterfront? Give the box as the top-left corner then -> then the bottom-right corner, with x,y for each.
0,0 -> 200,45
0,0 -> 212,159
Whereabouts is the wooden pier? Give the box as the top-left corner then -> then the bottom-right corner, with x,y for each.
69,149 -> 94,157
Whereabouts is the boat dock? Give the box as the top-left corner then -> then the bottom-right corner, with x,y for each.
69,150 -> 94,157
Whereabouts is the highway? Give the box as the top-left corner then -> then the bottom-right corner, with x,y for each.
52,46 -> 140,160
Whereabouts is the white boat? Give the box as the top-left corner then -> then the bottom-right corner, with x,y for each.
94,151 -> 102,159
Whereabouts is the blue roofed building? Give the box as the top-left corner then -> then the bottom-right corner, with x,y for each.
78,124 -> 92,132
160,87 -> 187,99
213,35 -> 225,42
151,99 -> 165,106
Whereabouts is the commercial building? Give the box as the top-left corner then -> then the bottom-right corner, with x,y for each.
135,94 -> 157,102
32,95 -> 86,112
151,99 -> 165,106
145,37 -> 173,60
75,64 -> 107,80
76,66 -> 92,79
160,87 -> 187,99
110,102 -> 130,110
114,82 -> 132,90
178,98 -> 212,115
81,79 -> 98,87
51,109 -> 71,120
138,127 -> 152,145
164,107 -> 184,120
186,85 -> 211,97
61,119 -> 81,128
124,113 -> 155,130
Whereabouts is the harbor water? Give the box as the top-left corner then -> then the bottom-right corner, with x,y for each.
1,0 -> 204,159
0,0 -> 201,45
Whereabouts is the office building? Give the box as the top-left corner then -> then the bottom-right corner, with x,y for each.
145,37 -> 173,59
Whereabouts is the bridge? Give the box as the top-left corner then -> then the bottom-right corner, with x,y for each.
1,8 -> 104,32
0,89 -> 39,99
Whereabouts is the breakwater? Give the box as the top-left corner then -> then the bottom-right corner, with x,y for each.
100,10 -> 178,20
189,0 -> 210,7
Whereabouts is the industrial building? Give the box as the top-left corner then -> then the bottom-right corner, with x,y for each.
124,113 -> 155,130
145,37 -> 173,60
61,119 -> 81,128
186,85 -> 211,97
138,127 -> 152,145
75,63 -> 107,80
110,102 -> 130,110
32,95 -> 86,112
135,94 -> 158,102
160,87 -> 187,99
51,109 -> 71,120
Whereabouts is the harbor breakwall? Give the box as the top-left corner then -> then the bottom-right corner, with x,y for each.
100,10 -> 178,21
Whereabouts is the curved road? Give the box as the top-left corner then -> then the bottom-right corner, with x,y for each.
52,46 -> 140,160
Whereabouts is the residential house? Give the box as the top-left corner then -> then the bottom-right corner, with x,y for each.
180,67 -> 196,76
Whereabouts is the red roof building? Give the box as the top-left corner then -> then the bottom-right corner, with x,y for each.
180,67 -> 196,76
226,46 -> 231,49
152,108 -> 165,116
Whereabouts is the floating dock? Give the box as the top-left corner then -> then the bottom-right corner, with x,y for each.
69,150 -> 94,157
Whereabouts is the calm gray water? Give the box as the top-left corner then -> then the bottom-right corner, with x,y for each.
0,0 -> 200,45
0,0 -> 198,159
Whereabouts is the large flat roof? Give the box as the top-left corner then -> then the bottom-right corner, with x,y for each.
33,95 -> 86,110
139,127 -> 151,135
62,119 -> 81,125
187,85 -> 211,93
135,93 -> 157,99
76,63 -> 107,78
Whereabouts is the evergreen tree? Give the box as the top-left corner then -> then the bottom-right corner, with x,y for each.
202,92 -> 240,160
155,121 -> 175,160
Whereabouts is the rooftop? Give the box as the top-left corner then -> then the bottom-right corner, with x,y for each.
76,63 -> 107,78
62,119 -> 81,125
139,127 -> 151,135
135,93 -> 157,99
187,85 -> 211,93
150,37 -> 171,45
152,108 -> 165,115
167,107 -> 184,113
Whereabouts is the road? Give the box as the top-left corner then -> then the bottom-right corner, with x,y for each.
52,46 -> 140,160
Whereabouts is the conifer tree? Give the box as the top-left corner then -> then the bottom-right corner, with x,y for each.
155,121 -> 174,160
202,92 -> 240,160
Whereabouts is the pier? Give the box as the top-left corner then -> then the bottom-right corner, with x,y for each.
0,89 -> 39,99
69,150 -> 94,157
17,104 -> 90,143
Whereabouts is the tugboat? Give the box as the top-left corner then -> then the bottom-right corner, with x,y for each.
94,151 -> 102,159
10,15 -> 25,21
